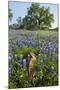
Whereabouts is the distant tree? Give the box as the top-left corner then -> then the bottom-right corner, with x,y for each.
8,8 -> 13,21
17,17 -> 21,26
17,17 -> 24,29
23,3 -> 54,30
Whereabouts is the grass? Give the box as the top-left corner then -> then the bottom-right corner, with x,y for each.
9,29 -> 58,36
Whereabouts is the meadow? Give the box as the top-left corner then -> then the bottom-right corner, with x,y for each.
8,29 -> 58,88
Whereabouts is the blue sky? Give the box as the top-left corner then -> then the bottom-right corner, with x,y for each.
9,1 -> 59,28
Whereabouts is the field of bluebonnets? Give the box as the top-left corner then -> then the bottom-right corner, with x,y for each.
8,29 -> 58,88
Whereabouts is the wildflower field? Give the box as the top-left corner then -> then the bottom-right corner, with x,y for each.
8,29 -> 58,88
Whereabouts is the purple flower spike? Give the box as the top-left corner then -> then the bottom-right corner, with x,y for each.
23,59 -> 26,69
27,53 -> 31,64
20,54 -> 23,67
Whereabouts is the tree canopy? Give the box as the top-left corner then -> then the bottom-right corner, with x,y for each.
8,8 -> 13,21
22,3 -> 54,30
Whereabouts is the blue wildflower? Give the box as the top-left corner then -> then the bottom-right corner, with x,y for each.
12,44 -> 16,49
47,66 -> 54,75
45,48 -> 49,54
43,58 -> 47,64
8,67 -> 11,75
25,32 -> 29,38
31,41 -> 36,46
20,54 -> 23,67
18,37 -> 24,43
40,47 -> 44,53
18,42 -> 23,48
24,40 -> 31,46
23,59 -> 26,69
8,55 -> 12,61
27,53 -> 31,65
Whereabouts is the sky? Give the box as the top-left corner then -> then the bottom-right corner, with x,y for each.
9,1 -> 59,28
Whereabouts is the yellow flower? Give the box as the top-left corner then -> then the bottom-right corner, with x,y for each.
20,74 -> 23,78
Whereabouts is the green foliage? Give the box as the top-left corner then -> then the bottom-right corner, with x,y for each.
8,8 -> 13,21
14,45 -> 40,59
22,3 -> 54,30
8,81 -> 17,89
15,47 -> 21,57
33,48 -> 40,55
21,46 -> 34,58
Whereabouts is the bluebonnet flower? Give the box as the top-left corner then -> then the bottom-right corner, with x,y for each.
45,48 -> 49,54
47,66 -> 54,75
24,40 -> 31,46
47,42 -> 54,50
25,32 -> 29,38
48,42 -> 52,46
27,53 -> 31,65
9,44 -> 12,51
12,44 -> 16,49
28,37 -> 33,41
28,32 -> 33,35
8,67 -> 11,75
40,47 -> 44,53
31,41 -> 36,46
43,58 -> 47,64
23,59 -> 26,69
18,32 -> 22,35
18,42 -> 23,48
18,37 -> 24,43
8,55 -> 12,61
20,54 -> 23,67
15,35 -> 18,39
